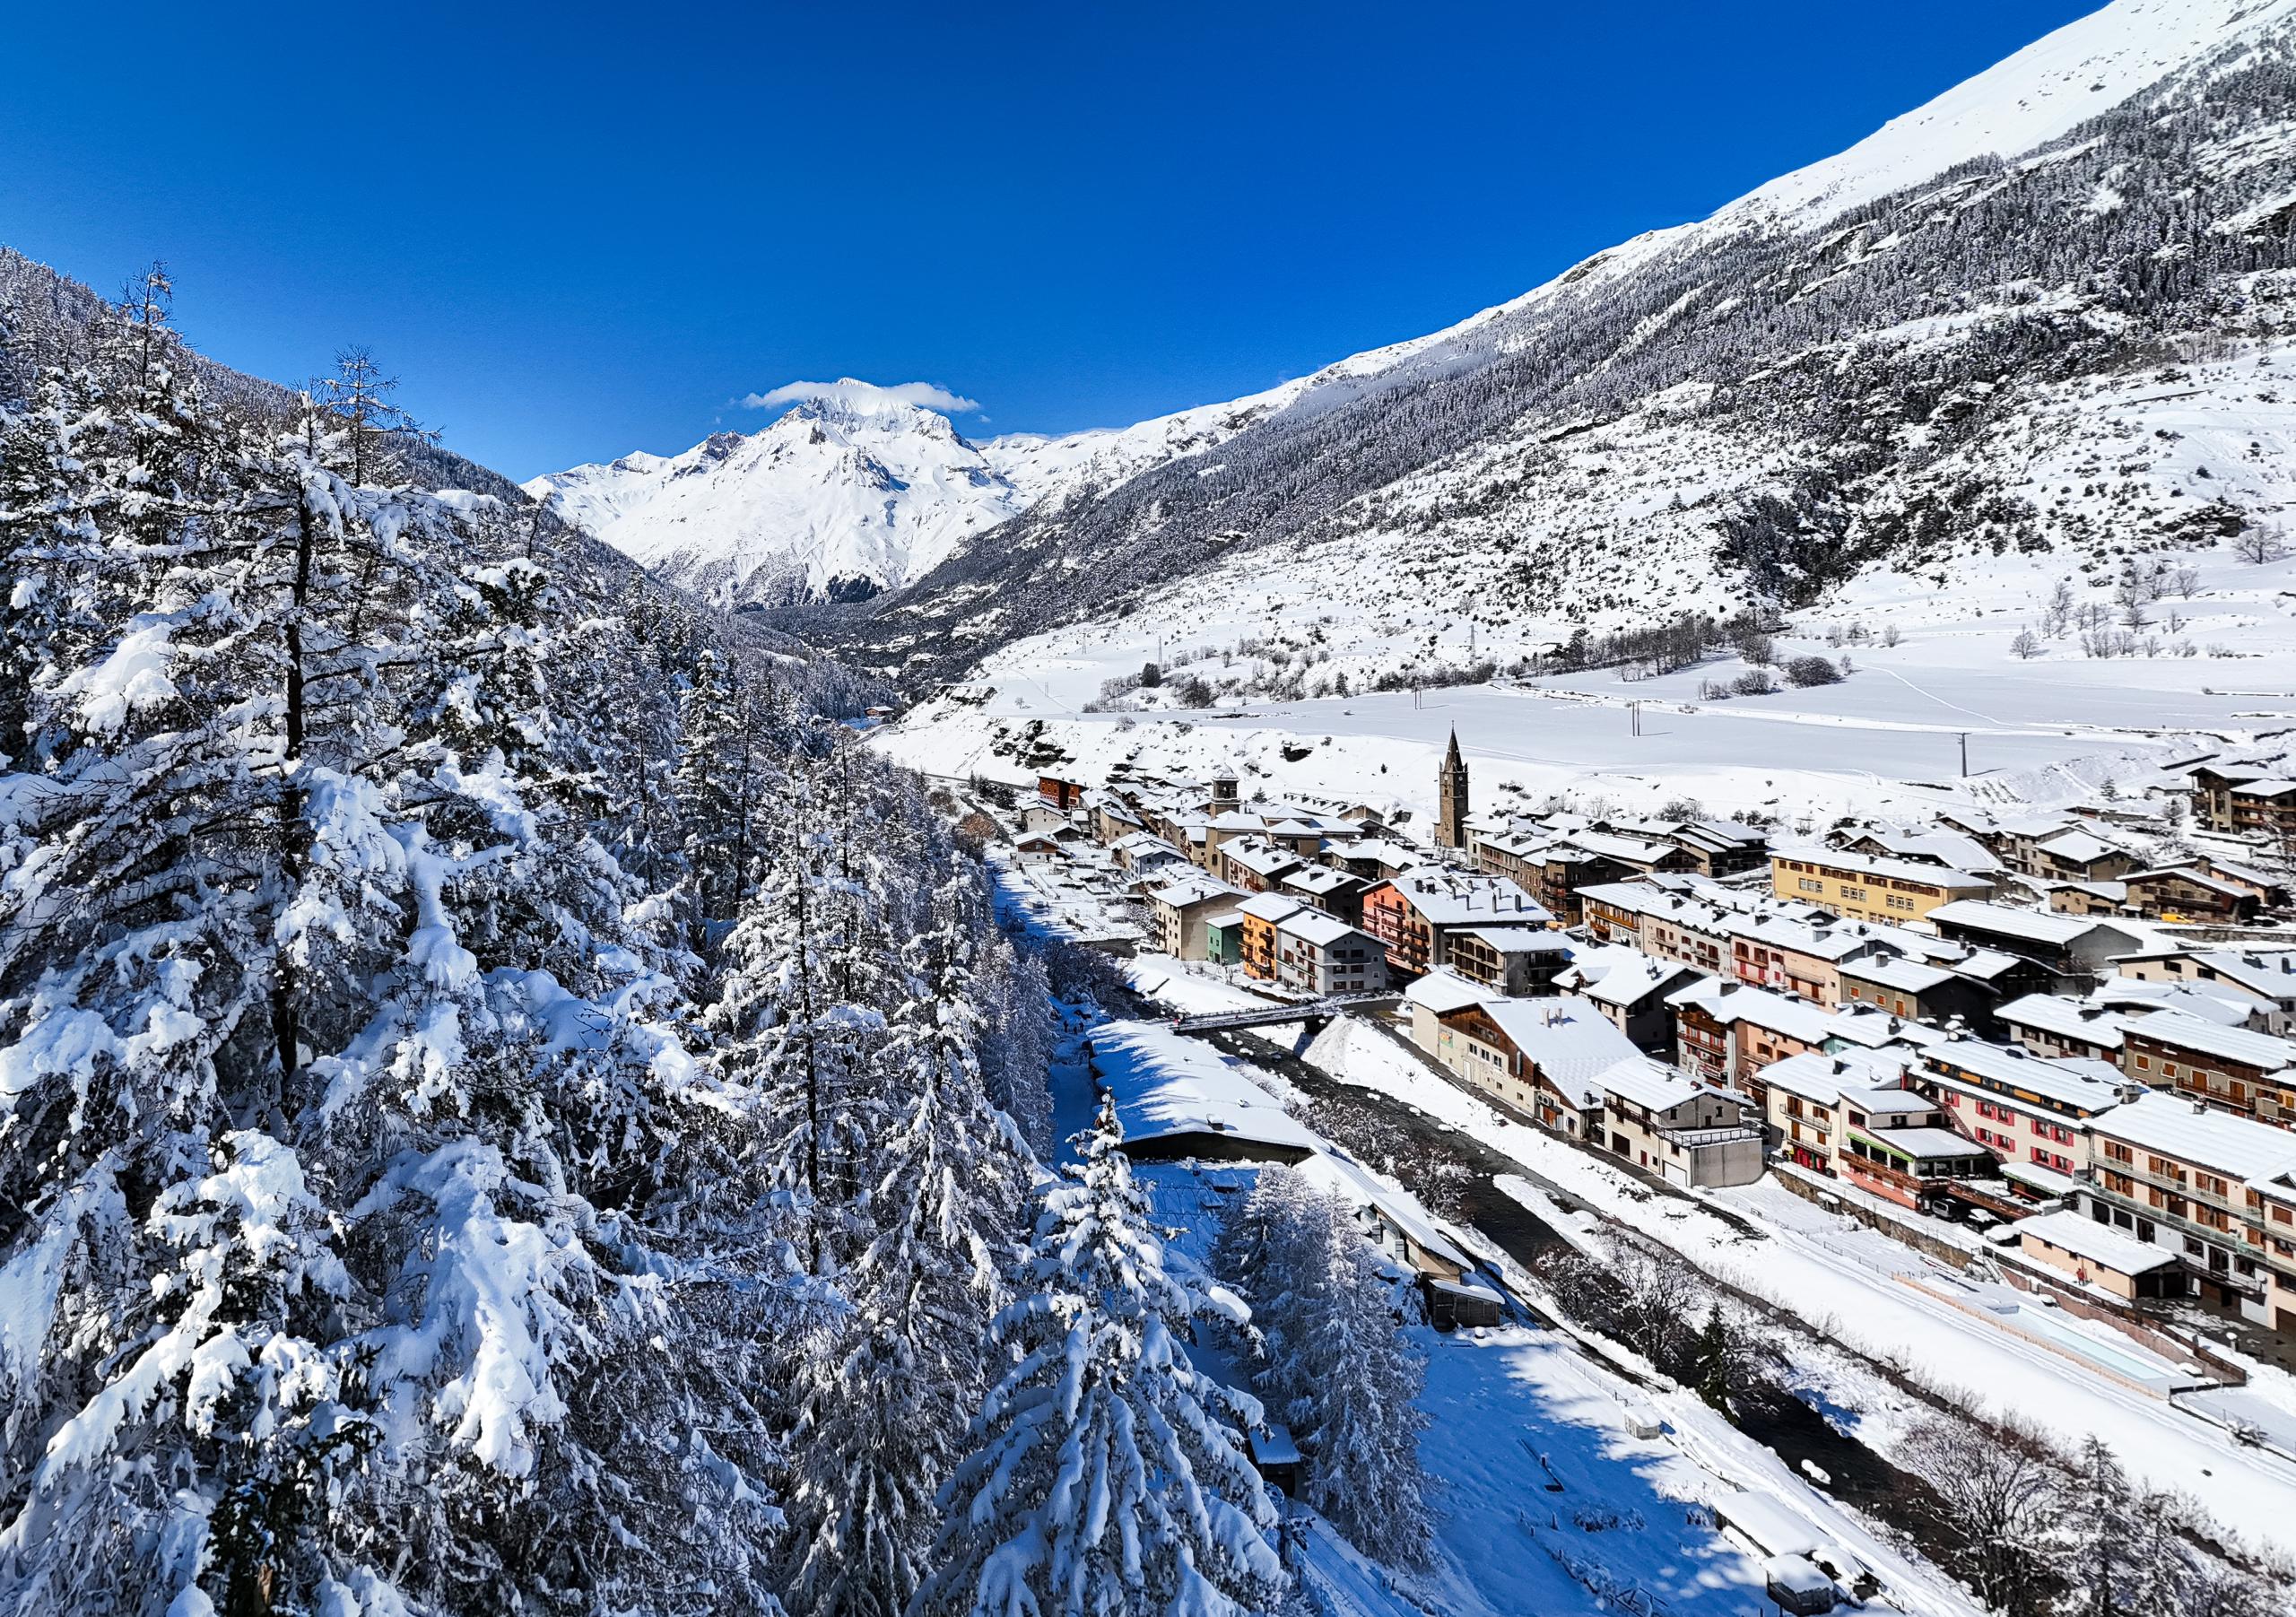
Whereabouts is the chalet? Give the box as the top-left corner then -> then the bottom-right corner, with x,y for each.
1022,800 -> 1079,837
1947,945 -> 2057,1005
2081,1091 -> 2296,1327
1836,954 -> 1998,1032
2186,758 -> 2296,837
1770,846 -> 1996,926
1995,994 -> 2127,1064
1563,830 -> 1700,880
2026,829 -> 2140,884
1271,909 -> 1388,996
1578,880 -> 1674,947
1237,892 -> 1306,982
1665,979 -> 1839,1092
1360,871 -> 1550,978
1327,836 -> 1419,881
1918,1038 -> 2135,1188
1935,809 -> 2092,878
1218,836 -> 1302,894
2118,1013 -> 2296,1125
1295,1150 -> 1478,1289
1924,901 -> 2140,989
1037,774 -> 1088,813
1727,916 -> 1898,1005
2118,865 -> 2261,924
1110,830 -> 1192,877
2180,854 -> 2286,906
1556,945 -> 1704,1051
1274,862 -> 1370,925
1404,969 -> 1499,1073
1596,1057 -> 1765,1187
1447,926 -> 1571,996
2112,948 -> 2296,1030
1839,823 -> 2004,876
1091,799 -> 1144,844
1013,831 -> 1069,863
1144,873 -> 1246,961
1614,817 -> 1770,877
1432,995 -> 1640,1138
1475,837 -> 1632,925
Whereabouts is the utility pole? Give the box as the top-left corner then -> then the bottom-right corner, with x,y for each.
1959,731 -> 1969,778
1631,700 -> 1641,738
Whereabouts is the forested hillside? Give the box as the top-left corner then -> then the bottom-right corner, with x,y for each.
0,263 -> 1207,1616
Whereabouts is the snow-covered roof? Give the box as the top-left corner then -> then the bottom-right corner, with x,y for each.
1857,1124 -> 1989,1161
2016,1211 -> 2180,1274
1278,864 -> 1363,896
1926,900 -> 2133,948
1477,997 -> 1644,1105
1924,1038 -> 2130,1108
1274,908 -> 1365,950
2001,1159 -> 2081,1197
1838,954 -> 1959,994
1668,980 -> 1838,1045
1403,969 -> 1496,1014
2187,951 -> 2296,1001
2093,979 -> 2258,1024
1463,925 -> 1569,953
1559,830 -> 1674,865
1950,948 -> 2031,983
1775,843 -> 1993,890
2119,1011 -> 2296,1071
1597,1056 -> 1716,1114
2035,830 -> 2126,865
1559,945 -> 1699,1009
1996,994 -> 2127,1049
1148,874 -> 1243,909
1760,1048 -> 1914,1104
1378,870 -> 1551,926
1733,915 -> 1892,961
1095,1021 -> 1321,1156
1824,1005 -> 1946,1051
2095,1091 -> 2296,1181
1296,1150 -> 1474,1273
1238,891 -> 1306,923
1717,1491 -> 1822,1559
1222,839 -> 1302,877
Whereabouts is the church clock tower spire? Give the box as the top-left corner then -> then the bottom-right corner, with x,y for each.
1438,728 -> 1469,851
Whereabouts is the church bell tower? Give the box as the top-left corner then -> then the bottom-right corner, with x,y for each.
1438,729 -> 1469,851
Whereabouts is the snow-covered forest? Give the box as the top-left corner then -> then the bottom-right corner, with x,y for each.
0,268 -> 1387,1616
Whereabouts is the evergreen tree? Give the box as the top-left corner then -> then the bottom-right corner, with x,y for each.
1220,1167 -> 1433,1569
917,1099 -> 1287,1617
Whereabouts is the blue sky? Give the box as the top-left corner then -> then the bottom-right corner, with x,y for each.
2,2 -> 2097,479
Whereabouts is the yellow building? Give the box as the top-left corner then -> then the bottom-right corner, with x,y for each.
1770,846 -> 1995,926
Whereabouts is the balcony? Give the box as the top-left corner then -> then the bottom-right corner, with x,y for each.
1660,1122 -> 1766,1150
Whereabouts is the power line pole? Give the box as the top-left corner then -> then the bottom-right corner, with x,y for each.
1959,731 -> 1969,778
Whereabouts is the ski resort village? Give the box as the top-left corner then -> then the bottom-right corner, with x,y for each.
22,0 -> 2296,1614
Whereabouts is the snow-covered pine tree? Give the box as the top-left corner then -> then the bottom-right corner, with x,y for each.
0,364 -> 105,766
1219,1166 -> 1434,1569
916,1097 -> 1288,1617
970,932 -> 1057,1156
778,878 -> 1030,1617
674,645 -> 751,929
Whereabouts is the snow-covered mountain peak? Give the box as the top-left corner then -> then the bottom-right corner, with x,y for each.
525,381 -> 1028,605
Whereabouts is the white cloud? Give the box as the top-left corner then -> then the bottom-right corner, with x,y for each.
739,377 -> 982,414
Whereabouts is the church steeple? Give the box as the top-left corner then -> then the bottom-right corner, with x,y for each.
1438,728 -> 1469,851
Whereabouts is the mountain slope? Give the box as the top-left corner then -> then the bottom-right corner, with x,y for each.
846,0 -> 2296,688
